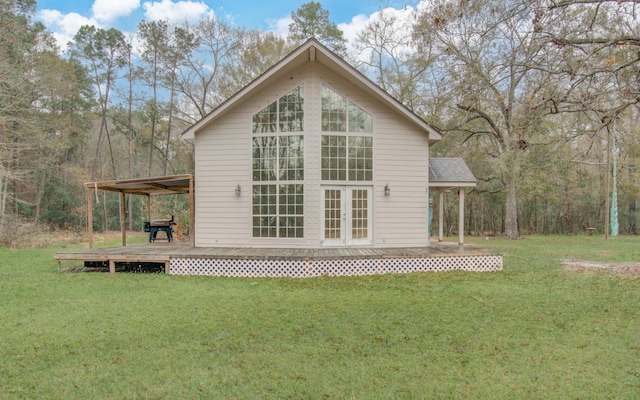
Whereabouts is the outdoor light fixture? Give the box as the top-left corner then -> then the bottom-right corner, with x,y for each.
235,184 -> 241,196
384,184 -> 390,196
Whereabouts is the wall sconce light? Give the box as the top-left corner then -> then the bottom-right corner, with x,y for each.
384,184 -> 390,196
235,184 -> 241,197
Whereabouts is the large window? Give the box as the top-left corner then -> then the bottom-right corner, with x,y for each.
321,85 -> 373,181
252,85 -> 304,238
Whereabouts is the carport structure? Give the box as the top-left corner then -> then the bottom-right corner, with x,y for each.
85,174 -> 194,248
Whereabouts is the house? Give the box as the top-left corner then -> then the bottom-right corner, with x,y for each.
182,38 -> 447,249
56,39 -> 502,277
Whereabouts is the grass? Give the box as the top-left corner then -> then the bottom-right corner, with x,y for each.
0,235 -> 639,399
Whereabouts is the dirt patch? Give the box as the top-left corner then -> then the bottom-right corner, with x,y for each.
563,260 -> 640,277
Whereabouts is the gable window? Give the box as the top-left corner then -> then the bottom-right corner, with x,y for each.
252,85 -> 304,238
320,84 -> 373,181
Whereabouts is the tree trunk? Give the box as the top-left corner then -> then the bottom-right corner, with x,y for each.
0,170 -> 7,238
629,164 -> 637,235
504,175 -> 519,239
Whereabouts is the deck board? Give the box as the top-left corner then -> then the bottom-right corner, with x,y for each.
54,241 -> 495,263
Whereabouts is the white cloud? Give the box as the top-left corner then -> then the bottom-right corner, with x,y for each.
93,0 -> 140,22
267,3 -> 421,56
338,14 -> 369,50
38,9 -> 101,51
267,15 -> 291,38
142,0 -> 213,23
339,6 -> 419,59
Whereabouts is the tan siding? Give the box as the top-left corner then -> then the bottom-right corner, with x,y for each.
374,112 -> 430,247
193,60 -> 431,248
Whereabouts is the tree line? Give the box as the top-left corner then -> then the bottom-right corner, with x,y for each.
0,0 -> 638,241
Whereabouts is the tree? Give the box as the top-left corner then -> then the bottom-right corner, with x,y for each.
222,31 -> 294,91
535,0 -> 640,236
288,1 -> 347,57
69,26 -> 129,180
414,0 -> 552,239
0,0 -> 92,236
159,24 -> 194,175
174,16 -> 240,123
355,7 -> 437,114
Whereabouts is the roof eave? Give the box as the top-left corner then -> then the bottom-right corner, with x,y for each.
181,39 -> 442,143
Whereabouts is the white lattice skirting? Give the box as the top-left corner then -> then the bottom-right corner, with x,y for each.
169,255 -> 503,278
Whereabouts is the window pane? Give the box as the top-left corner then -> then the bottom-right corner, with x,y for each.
321,135 -> 346,181
348,102 -> 373,133
252,101 -> 277,133
321,85 -> 347,132
279,86 -> 304,132
347,136 -> 373,182
252,137 -> 278,181
278,185 -> 304,238
279,136 -> 304,181
252,185 -> 277,237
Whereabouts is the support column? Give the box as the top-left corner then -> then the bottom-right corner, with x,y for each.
458,188 -> 465,245
147,194 -> 151,222
438,191 -> 444,242
189,176 -> 195,247
87,187 -> 94,249
120,191 -> 127,246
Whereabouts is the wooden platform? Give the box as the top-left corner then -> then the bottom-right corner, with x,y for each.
54,242 -> 502,277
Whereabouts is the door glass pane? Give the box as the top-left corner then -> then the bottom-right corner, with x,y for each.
324,189 -> 342,239
351,189 -> 368,239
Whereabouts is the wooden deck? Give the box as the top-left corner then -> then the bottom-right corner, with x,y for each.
54,242 -> 493,262
54,242 -> 502,277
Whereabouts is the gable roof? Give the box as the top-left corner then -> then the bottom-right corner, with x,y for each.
429,158 -> 477,189
181,38 -> 442,144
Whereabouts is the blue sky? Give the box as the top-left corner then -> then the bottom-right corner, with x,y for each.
36,0 -> 413,50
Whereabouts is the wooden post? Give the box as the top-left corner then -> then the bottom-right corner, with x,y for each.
147,194 -> 151,222
109,259 -> 115,274
189,175 -> 195,247
87,187 -> 94,249
438,191 -> 444,242
458,188 -> 465,246
120,191 -> 126,246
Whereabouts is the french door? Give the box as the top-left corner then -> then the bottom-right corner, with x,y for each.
322,186 -> 372,246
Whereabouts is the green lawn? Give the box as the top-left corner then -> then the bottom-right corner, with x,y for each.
0,235 -> 638,399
